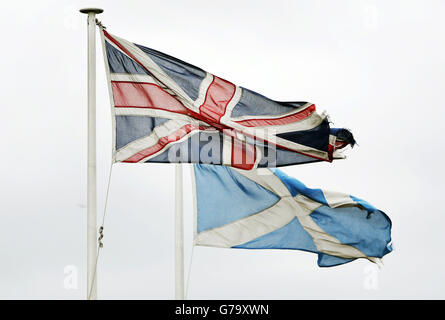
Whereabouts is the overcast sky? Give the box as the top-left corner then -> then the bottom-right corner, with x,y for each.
1,0 -> 444,299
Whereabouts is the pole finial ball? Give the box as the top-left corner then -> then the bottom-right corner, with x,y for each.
79,8 -> 104,14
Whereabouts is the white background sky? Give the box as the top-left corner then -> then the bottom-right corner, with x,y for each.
1,0 -> 444,299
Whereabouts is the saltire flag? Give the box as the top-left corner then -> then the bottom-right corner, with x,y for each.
192,164 -> 392,267
100,28 -> 356,169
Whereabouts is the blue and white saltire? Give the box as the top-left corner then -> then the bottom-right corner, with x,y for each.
192,164 -> 392,267
100,28 -> 356,169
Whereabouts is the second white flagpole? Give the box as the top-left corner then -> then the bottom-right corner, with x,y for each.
175,164 -> 185,299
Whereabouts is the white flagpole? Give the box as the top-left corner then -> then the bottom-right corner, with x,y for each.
80,7 -> 103,300
175,164 -> 185,299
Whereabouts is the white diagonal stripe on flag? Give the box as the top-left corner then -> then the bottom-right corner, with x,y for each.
322,190 -> 357,208
292,194 -> 370,260
195,197 -> 298,247
107,33 -> 195,109
234,168 -> 291,197
115,119 -> 190,161
196,168 -> 375,261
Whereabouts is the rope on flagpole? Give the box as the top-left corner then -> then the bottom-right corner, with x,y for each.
184,244 -> 195,299
87,161 -> 114,300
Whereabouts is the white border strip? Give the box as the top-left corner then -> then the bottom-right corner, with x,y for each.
220,86 -> 243,123
230,102 -> 313,122
115,107 -> 194,121
110,73 -> 158,84
193,73 -> 213,110
222,134 -> 232,166
110,73 -> 176,96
